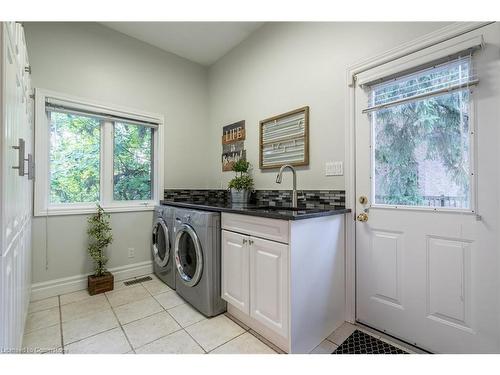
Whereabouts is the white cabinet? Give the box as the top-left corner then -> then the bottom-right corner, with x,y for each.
222,213 -> 289,243
221,229 -> 288,338
221,230 -> 249,314
249,236 -> 288,338
222,212 -> 346,353
1,22 -> 33,350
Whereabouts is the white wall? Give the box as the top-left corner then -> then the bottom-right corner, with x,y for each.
208,22 -> 450,190
31,212 -> 153,286
26,22 -> 210,189
24,22 -> 210,287
24,21 -> 453,290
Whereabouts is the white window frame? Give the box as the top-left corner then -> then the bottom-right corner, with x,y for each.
34,89 -> 164,216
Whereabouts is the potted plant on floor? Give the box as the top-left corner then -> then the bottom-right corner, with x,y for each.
228,159 -> 254,205
87,204 -> 114,295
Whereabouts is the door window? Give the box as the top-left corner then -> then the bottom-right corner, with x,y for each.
366,57 -> 475,210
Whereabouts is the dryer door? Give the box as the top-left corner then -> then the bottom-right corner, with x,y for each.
152,218 -> 170,267
174,224 -> 203,287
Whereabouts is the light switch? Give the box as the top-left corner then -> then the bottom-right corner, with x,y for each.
325,161 -> 343,176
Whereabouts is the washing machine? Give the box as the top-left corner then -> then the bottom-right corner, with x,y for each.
152,205 -> 176,290
173,207 -> 226,317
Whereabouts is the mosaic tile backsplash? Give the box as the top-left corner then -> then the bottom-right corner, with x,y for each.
164,189 -> 228,204
164,189 -> 345,209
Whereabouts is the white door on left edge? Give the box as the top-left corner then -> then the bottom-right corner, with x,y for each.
1,22 -> 33,350
355,23 -> 500,353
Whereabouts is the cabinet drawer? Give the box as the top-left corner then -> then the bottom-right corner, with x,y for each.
222,213 -> 289,244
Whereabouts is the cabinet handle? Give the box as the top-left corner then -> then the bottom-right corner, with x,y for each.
12,138 -> 25,176
242,238 -> 247,244
249,239 -> 254,245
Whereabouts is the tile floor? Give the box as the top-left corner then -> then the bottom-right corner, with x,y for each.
23,273 -> 420,354
22,274 -> 278,354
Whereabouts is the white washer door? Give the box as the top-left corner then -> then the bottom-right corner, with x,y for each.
174,224 -> 203,287
152,218 -> 170,267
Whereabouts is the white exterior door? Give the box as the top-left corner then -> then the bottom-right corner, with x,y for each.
1,22 -> 33,350
249,236 -> 288,338
221,230 -> 249,314
355,24 -> 500,353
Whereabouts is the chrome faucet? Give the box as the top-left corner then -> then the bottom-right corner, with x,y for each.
276,164 -> 298,208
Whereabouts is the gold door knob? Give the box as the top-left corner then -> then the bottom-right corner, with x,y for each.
356,212 -> 369,222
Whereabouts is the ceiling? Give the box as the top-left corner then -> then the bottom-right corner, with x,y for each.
100,22 -> 264,66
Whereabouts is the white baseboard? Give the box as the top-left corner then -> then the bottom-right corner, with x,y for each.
30,261 -> 153,301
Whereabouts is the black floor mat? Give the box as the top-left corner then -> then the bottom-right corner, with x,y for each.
332,330 -> 408,354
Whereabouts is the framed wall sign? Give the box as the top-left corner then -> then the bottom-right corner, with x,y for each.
222,120 -> 246,172
259,106 -> 309,169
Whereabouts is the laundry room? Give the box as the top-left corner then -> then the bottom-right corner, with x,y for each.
1,1 -> 500,374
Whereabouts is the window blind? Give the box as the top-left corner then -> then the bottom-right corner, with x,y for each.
45,98 -> 160,127
363,54 -> 478,114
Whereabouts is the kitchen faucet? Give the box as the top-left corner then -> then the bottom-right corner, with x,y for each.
276,164 -> 298,208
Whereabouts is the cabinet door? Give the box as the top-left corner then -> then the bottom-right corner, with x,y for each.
249,236 -> 289,338
221,230 -> 249,314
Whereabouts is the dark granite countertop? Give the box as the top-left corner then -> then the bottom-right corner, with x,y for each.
160,200 -> 350,221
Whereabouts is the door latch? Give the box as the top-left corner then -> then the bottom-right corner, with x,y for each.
356,212 -> 369,222
359,195 -> 368,204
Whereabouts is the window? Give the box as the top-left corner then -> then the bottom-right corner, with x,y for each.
366,56 -> 476,210
35,90 -> 163,215
49,111 -> 101,204
113,122 -> 153,201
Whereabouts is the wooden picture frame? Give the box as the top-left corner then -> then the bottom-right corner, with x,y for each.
259,106 -> 309,169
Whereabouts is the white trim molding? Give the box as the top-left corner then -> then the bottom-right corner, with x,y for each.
346,22 -> 493,87
30,260 -> 154,301
343,21 -> 494,324
34,88 -> 165,216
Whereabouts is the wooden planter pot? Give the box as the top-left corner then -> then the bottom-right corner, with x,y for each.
88,272 -> 114,295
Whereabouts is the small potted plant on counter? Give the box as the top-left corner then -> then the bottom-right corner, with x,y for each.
87,204 -> 114,295
228,159 -> 254,205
